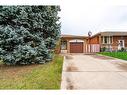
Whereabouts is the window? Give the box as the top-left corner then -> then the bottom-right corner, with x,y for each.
101,37 -> 103,43
102,36 -> 113,44
104,36 -> 107,43
61,40 -> 67,50
110,36 -> 112,43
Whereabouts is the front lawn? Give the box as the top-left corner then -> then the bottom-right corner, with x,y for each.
0,54 -> 63,89
98,52 -> 127,60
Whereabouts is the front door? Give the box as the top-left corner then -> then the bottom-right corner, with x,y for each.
118,40 -> 125,50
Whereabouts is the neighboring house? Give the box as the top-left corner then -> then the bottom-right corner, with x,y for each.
61,32 -> 127,53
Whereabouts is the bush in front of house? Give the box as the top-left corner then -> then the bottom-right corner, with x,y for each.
0,6 -> 61,65
118,47 -> 126,52
100,47 -> 107,52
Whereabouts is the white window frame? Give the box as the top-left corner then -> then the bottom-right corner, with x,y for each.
102,36 -> 113,44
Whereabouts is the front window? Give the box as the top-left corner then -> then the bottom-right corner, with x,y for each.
102,36 -> 112,44
104,36 -> 107,43
61,40 -> 67,50
110,36 -> 112,43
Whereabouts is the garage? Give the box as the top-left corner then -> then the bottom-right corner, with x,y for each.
70,42 -> 83,53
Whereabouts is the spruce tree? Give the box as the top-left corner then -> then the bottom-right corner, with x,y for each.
0,6 -> 61,65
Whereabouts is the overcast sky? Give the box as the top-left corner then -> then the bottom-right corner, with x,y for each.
60,0 -> 127,36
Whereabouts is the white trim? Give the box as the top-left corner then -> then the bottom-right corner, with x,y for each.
103,36 -> 104,44
69,39 -> 84,42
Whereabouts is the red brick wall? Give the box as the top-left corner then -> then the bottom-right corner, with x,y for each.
100,36 -> 127,50
112,36 -> 127,50
89,36 -> 100,44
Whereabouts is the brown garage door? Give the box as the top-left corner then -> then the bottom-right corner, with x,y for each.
70,42 -> 83,53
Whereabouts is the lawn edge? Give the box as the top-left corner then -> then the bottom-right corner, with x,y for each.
97,53 -> 127,61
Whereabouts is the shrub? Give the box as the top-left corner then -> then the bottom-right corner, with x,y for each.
100,47 -> 106,52
117,47 -> 126,52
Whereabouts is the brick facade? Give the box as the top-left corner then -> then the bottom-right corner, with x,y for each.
89,35 -> 101,44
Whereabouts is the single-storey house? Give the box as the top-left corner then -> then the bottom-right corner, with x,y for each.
61,32 -> 127,53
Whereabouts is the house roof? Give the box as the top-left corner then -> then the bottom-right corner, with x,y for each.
61,32 -> 127,39
91,31 -> 127,38
61,34 -> 87,38
100,31 -> 127,36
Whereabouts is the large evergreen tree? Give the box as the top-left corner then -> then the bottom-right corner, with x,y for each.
0,6 -> 61,65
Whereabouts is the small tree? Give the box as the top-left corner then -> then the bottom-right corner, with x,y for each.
0,6 -> 61,65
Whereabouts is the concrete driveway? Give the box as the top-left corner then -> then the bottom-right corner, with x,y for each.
61,54 -> 127,89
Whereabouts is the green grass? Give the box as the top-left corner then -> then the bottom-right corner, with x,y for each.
0,54 -> 64,89
98,52 -> 127,60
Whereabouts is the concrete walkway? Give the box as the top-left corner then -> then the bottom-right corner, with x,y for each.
61,54 -> 127,89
